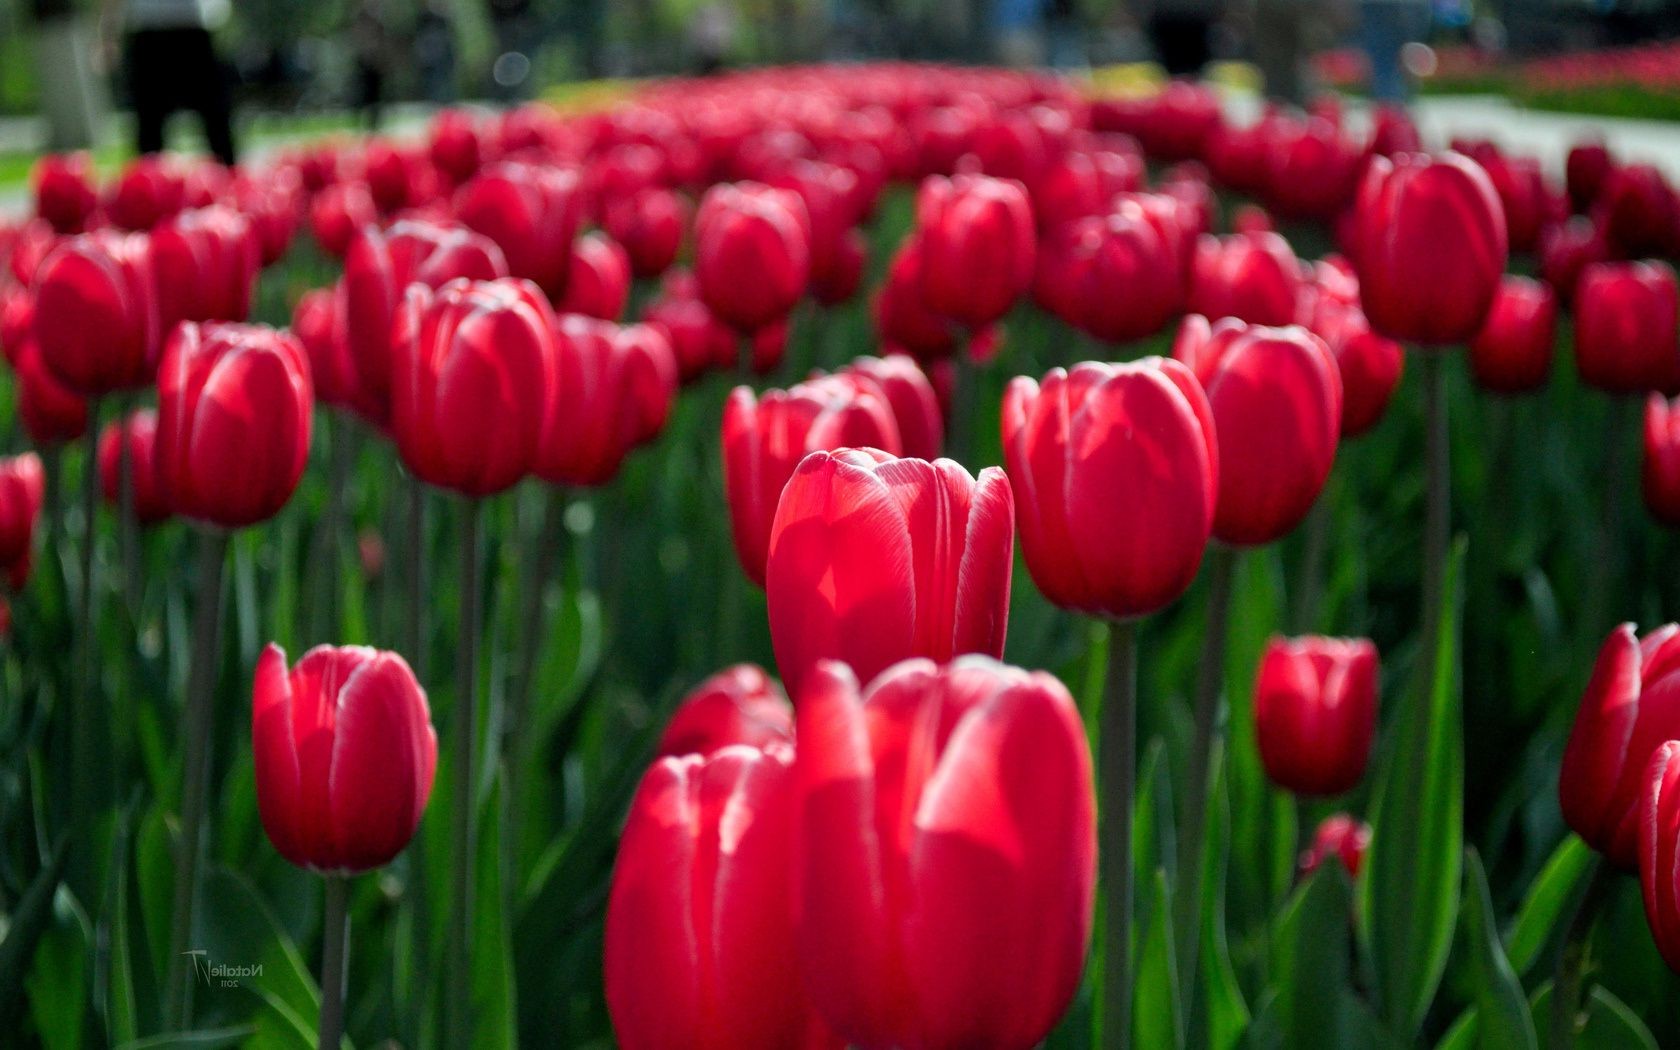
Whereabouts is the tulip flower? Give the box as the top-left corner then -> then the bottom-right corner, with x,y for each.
361,140 -> 431,215
1255,635 -> 1378,796
455,163 -> 583,299
765,449 -> 1013,696
1595,164 -> 1677,259
1646,395 -> 1680,527
1567,140 -> 1614,214
429,110 -> 483,187
1263,116 -> 1364,223
655,664 -> 793,758
1307,300 -> 1403,438
32,231 -> 160,397
839,354 -> 943,461
0,453 -> 43,585
1351,151 -> 1508,346
695,181 -> 812,334
793,657 -> 1094,1050
99,409 -> 170,526
875,236 -> 961,363
1640,740 -> 1680,972
253,641 -> 437,1049
33,153 -> 98,234
721,377 -> 902,586
1031,145 -> 1143,231
914,173 -> 1035,330
1469,276 -> 1557,394
1538,217 -> 1607,303
606,744 -> 839,1050
1560,622 -> 1680,869
555,231 -> 632,320
1189,230 -> 1305,328
1037,205 -> 1179,344
602,188 -> 687,279
535,317 -> 676,487
643,269 -> 739,383
15,342 -> 89,446
310,182 -> 378,258
291,287 -> 358,413
1574,261 -> 1680,395
1299,814 -> 1372,877
105,155 -> 185,231
150,206 -> 261,331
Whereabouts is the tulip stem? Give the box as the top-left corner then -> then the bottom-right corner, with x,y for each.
313,414 -> 354,644
166,527 -> 231,1029
70,405 -> 102,903
406,474 -> 427,678
1548,853 -> 1610,1050
1590,395 -> 1635,635
446,498 -> 482,1050
1175,542 -> 1237,1010
1293,489 -> 1331,633
118,393 -> 139,612
318,874 -> 351,1050
1420,352 -> 1451,681
1099,617 -> 1138,1050
42,445 -> 62,601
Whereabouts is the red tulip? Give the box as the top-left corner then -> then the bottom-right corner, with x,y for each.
875,237 -> 960,363
1575,261 -> 1680,395
106,155 -> 185,231
1189,231 -> 1304,328
455,163 -> 583,299
1645,395 -> 1680,527
429,110 -> 483,187
362,141 -> 431,215
1255,635 -> 1378,796
606,744 -> 839,1050
838,354 -> 943,461
155,322 -> 313,528
33,154 -> 98,234
1640,739 -> 1680,971
914,173 -> 1035,330
150,206 -> 261,330
291,287 -> 357,412
14,341 -> 89,445
793,657 -> 1094,1050
390,278 -> 557,497
655,664 -> 793,758
1231,204 -> 1274,236
695,182 -> 811,334
1175,316 -> 1341,545
253,643 -> 436,872
1263,116 -> 1363,222
1307,300 -> 1403,438
99,409 -> 171,525
643,269 -> 738,383
32,231 -> 159,396
555,232 -> 632,321
1595,164 -> 1678,259
1567,140 -> 1614,214
1351,152 -> 1508,346
722,377 -> 902,587
1037,205 -> 1179,343
1002,357 -> 1217,618
1469,276 -> 1556,394
1299,814 -> 1372,878
1538,216 -> 1608,303
811,227 -> 866,307
536,316 -> 676,487
602,187 -> 687,279
230,172 -> 302,267
310,182 -> 378,258
765,449 -> 1013,695
1560,622 -> 1680,869
0,453 -> 44,581
1031,145 -> 1143,231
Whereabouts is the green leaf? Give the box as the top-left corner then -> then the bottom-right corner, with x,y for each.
1195,746 -> 1249,1050
1578,986 -> 1659,1050
1134,868 -> 1183,1050
1504,835 -> 1595,979
26,906 -> 87,1050
473,783 -> 517,1049
1264,863 -> 1355,1050
1362,539 -> 1467,1039
1461,849 -> 1536,1050
0,835 -> 68,1023
194,866 -> 319,1034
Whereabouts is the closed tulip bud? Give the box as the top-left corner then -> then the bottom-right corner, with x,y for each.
1032,146 -> 1143,231
33,154 -> 98,234
428,110 -> 483,187
391,278 -> 557,497
643,269 -> 738,383
794,657 -> 1094,1050
1567,140 -> 1614,214
1647,395 -> 1680,527
556,232 -> 632,320
1308,301 -> 1403,438
1595,164 -> 1678,259
1298,814 -> 1372,878
1470,276 -> 1556,393
156,323 -> 312,528
656,664 -> 794,758
0,453 -> 44,576
1041,206 -> 1180,343
722,377 -> 902,586
602,188 -> 687,279
696,182 -> 811,334
1263,117 -> 1364,222
766,449 -> 1012,695
1538,216 -> 1607,303
309,182 -> 377,258
1575,261 -> 1680,395
915,174 -> 1035,330
1002,357 -> 1217,618
875,237 -> 959,363
291,287 -> 357,412
606,744 -> 839,1050
1175,316 -> 1341,545
99,409 -> 171,525
362,141 -> 429,215
1189,231 -> 1305,328
1352,152 -> 1508,346
455,163 -> 583,299
1639,740 -> 1680,971
150,206 -> 261,331
33,231 -> 160,396
106,156 -> 185,231
1561,622 -> 1680,869
15,341 -> 90,445
536,316 -> 675,487
253,643 -> 437,873
1255,636 -> 1378,796
839,354 -> 943,461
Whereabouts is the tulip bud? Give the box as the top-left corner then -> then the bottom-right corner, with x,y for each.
155,323 -> 313,528
428,110 -> 483,187
390,278 -> 558,497
1567,140 -> 1614,214
766,450 -> 1013,696
291,287 -> 356,413
15,341 -> 90,446
33,153 -> 98,234
99,409 -> 171,526
1003,357 -> 1217,618
0,453 -> 44,583
1575,261 -> 1680,395
1263,116 -> 1363,222
1255,636 -> 1378,796
150,206 -> 261,331
1175,316 -> 1341,546
1189,231 -> 1305,328
1538,217 -> 1607,303
455,163 -> 583,299
32,231 -> 160,397
914,173 -> 1035,330
1352,152 -> 1508,346
1299,814 -> 1372,878
309,182 -> 377,258
794,657 -> 1094,1050
1039,205 -> 1179,343
555,232 -> 632,321
602,187 -> 687,279
695,181 -> 811,334
1647,395 -> 1680,527
1640,740 -> 1680,971
656,664 -> 794,758
1459,276 -> 1556,395
1595,164 -> 1678,259
106,155 -> 185,231
535,317 -> 675,487
643,269 -> 738,383
1561,622 -> 1680,869
253,643 -> 437,873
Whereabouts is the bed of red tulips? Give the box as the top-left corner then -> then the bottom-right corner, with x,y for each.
3,65 -> 1680,1048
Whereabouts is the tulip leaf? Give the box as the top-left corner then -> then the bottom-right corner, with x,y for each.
1462,849 -> 1536,1050
1134,868 -> 1184,1050
1261,862 -> 1354,1050
0,835 -> 68,1029
472,782 -> 518,1050
108,809 -> 141,1046
136,804 -> 173,988
1577,986 -> 1659,1050
1196,746 -> 1250,1050
195,866 -> 319,1039
24,892 -> 89,1050
1362,539 -> 1466,1040
1134,739 -> 1176,889
1503,835 -> 1595,980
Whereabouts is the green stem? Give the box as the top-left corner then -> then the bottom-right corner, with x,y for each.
166,528 -> 231,1029
318,875 -> 351,1050
446,498 -> 482,1050
503,487 -> 566,895
406,475 -> 427,680
1175,542 -> 1238,1008
70,404 -> 101,903
314,415 -> 353,644
1099,618 -> 1138,1050
1591,395 -> 1634,634
1293,490 -> 1330,633
118,394 -> 139,611
1548,854 -> 1610,1050
1421,352 -> 1451,695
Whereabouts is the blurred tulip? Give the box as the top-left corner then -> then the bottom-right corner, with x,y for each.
1560,622 -> 1680,869
32,231 -> 159,396
1469,276 -> 1557,394
155,322 -> 313,528
556,232 -> 632,320
765,449 -> 1012,694
0,453 -> 44,581
1002,357 -> 1216,618
99,409 -> 170,525
291,287 -> 357,412
14,341 -> 89,445
253,643 -> 436,872
839,354 -> 943,461
1352,152 -> 1508,345
536,317 -> 676,486
1645,395 -> 1680,527
1038,205 -> 1179,343
655,664 -> 794,758
429,110 -> 483,187
1175,316 -> 1341,545
310,182 -> 377,258
1189,231 -> 1304,327
875,236 -> 959,363
1255,636 -> 1378,796
33,154 -> 98,234
602,188 -> 687,279
1574,261 -> 1680,394
915,173 -> 1035,329
1640,739 -> 1680,971
1308,300 -> 1403,438
455,163 -> 583,298
1595,164 -> 1678,259
1298,814 -> 1372,877
1263,116 -> 1363,222
150,206 -> 261,330
1538,216 -> 1608,303
793,657 -> 1094,1050
695,181 -> 811,333
106,155 -> 185,231
1567,140 -> 1615,214
643,269 -> 738,383
811,227 -> 866,306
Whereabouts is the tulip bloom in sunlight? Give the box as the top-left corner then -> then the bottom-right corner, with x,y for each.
1188,230 -> 1304,328
1640,740 -> 1680,971
655,664 -> 794,758
454,162 -> 582,299
535,317 -> 676,487
1255,635 -> 1378,796
555,231 -> 632,320
765,450 -> 1014,696
793,657 -> 1094,1050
